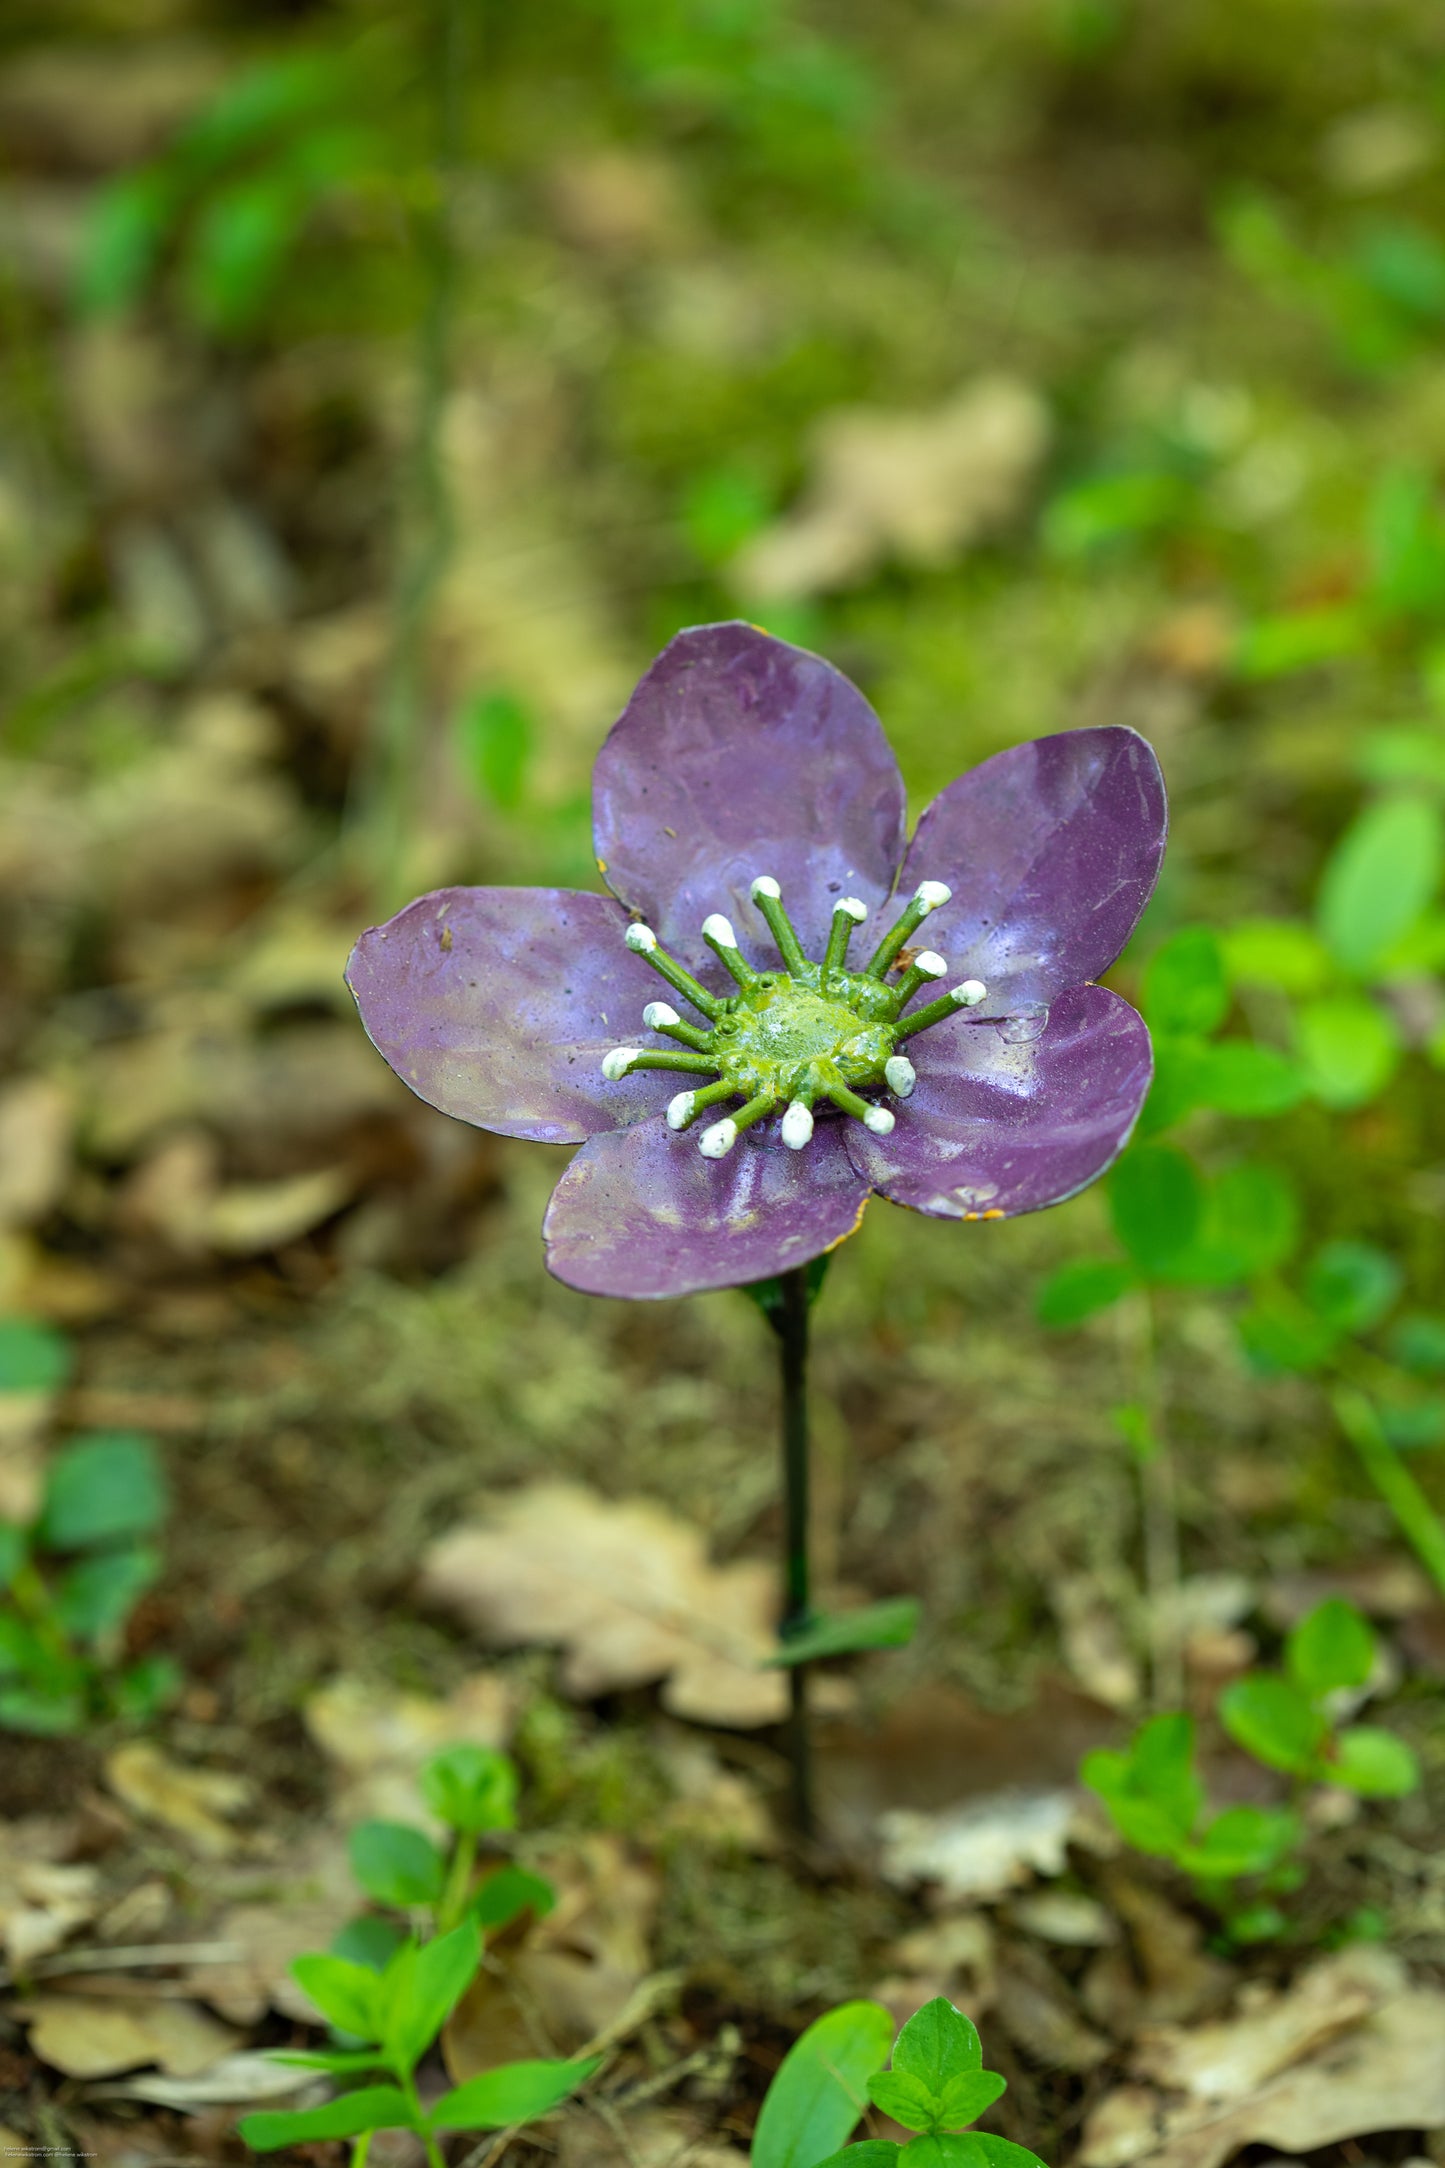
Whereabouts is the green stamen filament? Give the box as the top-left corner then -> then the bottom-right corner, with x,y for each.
822,899 -> 866,979
889,953 -> 947,1012
864,898 -> 930,977
653,1016 -> 713,1051
893,988 -> 964,1039
626,1050 -> 717,1075
750,878 -> 809,976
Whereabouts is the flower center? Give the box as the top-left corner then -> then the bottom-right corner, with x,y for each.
602,875 -> 989,1159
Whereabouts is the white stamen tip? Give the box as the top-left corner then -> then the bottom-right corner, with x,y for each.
864,1106 -> 896,1135
643,1001 -> 680,1029
698,1118 -> 738,1159
601,1046 -> 641,1080
702,913 -> 737,948
666,1090 -> 696,1130
781,1101 -> 814,1150
885,1055 -> 916,1097
953,979 -> 988,1008
625,922 -> 657,953
836,896 -> 868,922
914,950 -> 947,978
914,881 -> 952,911
750,874 -> 782,901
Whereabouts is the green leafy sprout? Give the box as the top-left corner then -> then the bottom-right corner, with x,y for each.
240,1742 -> 592,2163
0,1318 -> 177,1735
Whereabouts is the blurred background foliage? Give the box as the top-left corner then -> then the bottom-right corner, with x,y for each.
0,0 -> 1443,1763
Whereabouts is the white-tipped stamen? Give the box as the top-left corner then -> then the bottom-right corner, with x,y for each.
699,1117 -> 738,1160
954,978 -> 987,1007
864,1106 -> 895,1135
913,880 -> 952,912
625,922 -> 657,953
885,1054 -> 916,1097
601,1046 -> 640,1080
837,897 -> 868,922
914,950 -> 947,978
701,912 -> 737,948
781,1101 -> 814,1150
750,874 -> 782,901
643,1000 -> 680,1029
667,1090 -> 696,1130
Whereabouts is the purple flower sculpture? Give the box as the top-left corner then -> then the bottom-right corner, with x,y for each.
347,623 -> 1167,1301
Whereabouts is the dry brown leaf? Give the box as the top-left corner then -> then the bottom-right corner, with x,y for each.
95,2048 -> 317,2110
0,1822 -> 100,1969
0,1076 -> 72,1230
20,1992 -> 238,2079
444,1835 -> 659,2075
733,378 -> 1050,601
877,1787 -> 1081,1900
420,1484 -> 788,1727
305,1670 -> 514,1825
995,1946 -> 1112,2074
204,1165 -> 354,1255
558,2106 -> 745,2168
105,1743 -> 253,1857
1080,1948 -> 1445,2168
194,1896 -> 355,2027
1132,1947 -> 1390,2099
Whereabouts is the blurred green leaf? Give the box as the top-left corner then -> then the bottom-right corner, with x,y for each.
1109,1146 -> 1201,1278
1287,1598 -> 1375,1698
349,1821 -> 447,1910
1232,605 -> 1365,681
1219,1673 -> 1327,1776
1368,465 -> 1445,620
240,2089 -> 414,2151
183,174 -> 304,334
1167,1161 -> 1299,1287
0,1680 -> 88,1736
1082,1712 -> 1201,1862
1238,1294 -> 1338,1376
460,689 -> 535,813
420,1744 -> 517,1836
1376,1398 -> 1445,1450
1142,929 -> 1229,1038
1388,1313 -> 1445,1377
1357,728 -> 1445,794
1181,1804 -> 1299,1881
1304,1241 -> 1402,1333
0,1525 -> 26,1591
433,2055 -> 601,2132
770,1599 -> 918,1665
332,1914 -> 407,1973
78,169 -> 175,315
1327,1725 -> 1419,1797
0,1318 -> 72,1398
1295,994 -> 1400,1108
290,1952 -> 381,2040
683,467 -> 774,563
472,1866 -> 555,1933
1220,918 -> 1331,996
1317,796 -> 1443,974
1036,1258 -> 1134,1328
1044,470 -> 1191,559
1181,1041 -> 1306,1117
40,1434 -> 167,1553
53,1546 -> 159,1643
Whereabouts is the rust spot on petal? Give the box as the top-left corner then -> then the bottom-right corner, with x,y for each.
439,925 -> 453,952
823,1192 -> 870,1253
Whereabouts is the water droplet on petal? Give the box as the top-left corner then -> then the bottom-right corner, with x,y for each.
997,1000 -> 1050,1045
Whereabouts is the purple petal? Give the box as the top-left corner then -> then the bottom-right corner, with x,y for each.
543,1118 -> 872,1299
593,622 -> 907,973
844,984 -> 1152,1219
898,728 -> 1166,1008
346,887 -> 676,1144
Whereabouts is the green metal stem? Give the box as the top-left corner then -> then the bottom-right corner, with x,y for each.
778,1265 -> 815,1836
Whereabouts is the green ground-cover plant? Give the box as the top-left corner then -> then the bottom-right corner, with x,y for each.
754,1996 -> 1045,2168
241,1742 -> 588,2162
1084,1596 -> 1419,1944
0,1317 -> 176,1735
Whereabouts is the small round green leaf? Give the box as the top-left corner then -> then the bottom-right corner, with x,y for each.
1327,1726 -> 1420,1797
40,1433 -> 167,1551
1305,1242 -> 1403,1334
420,1744 -> 518,1836
1036,1259 -> 1135,1329
1142,929 -> 1229,1038
0,1318 -> 71,1397
1219,1674 -> 1328,1776
1295,995 -> 1401,1110
1286,1598 -> 1375,1697
348,1821 -> 447,1910
1318,796 -> 1443,974
1109,1146 -> 1202,1278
